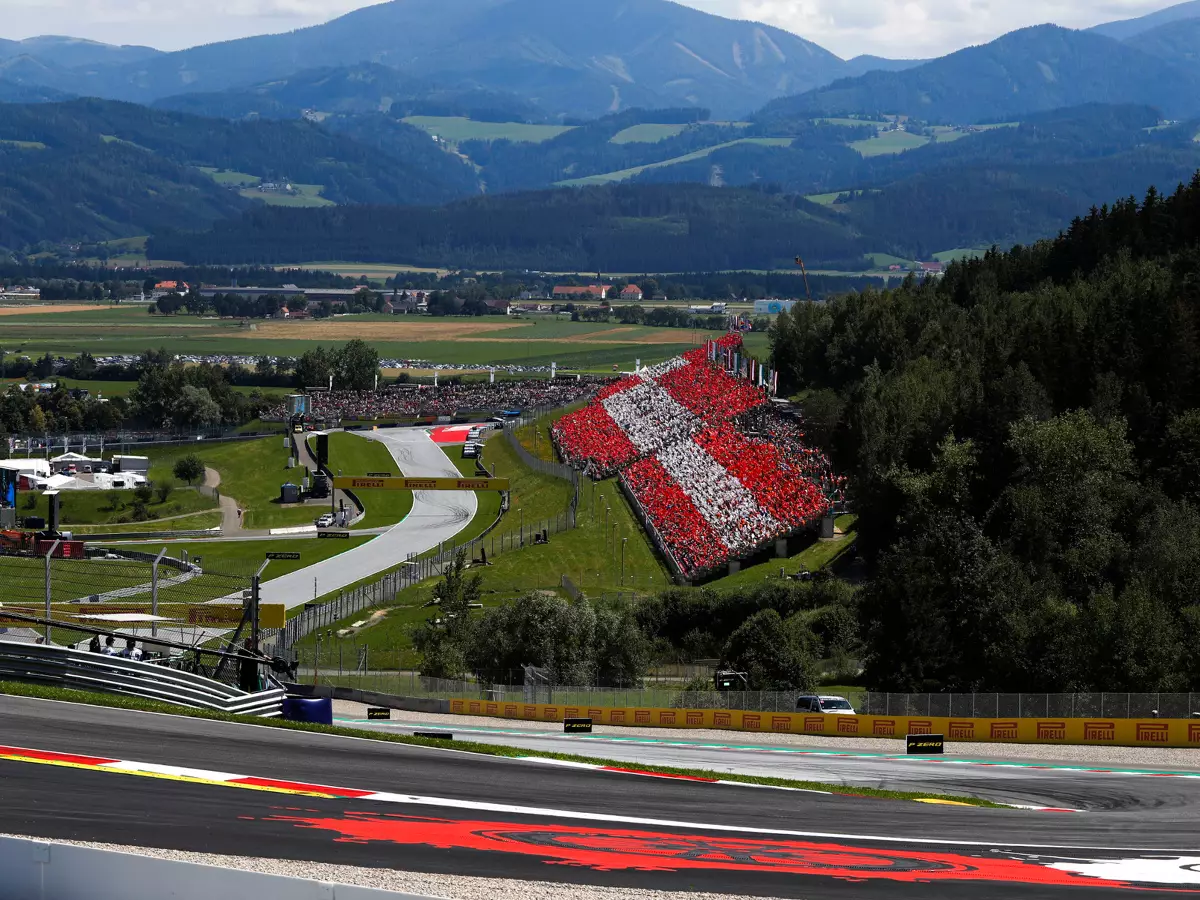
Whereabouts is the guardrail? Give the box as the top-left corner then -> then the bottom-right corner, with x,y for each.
0,640 -> 284,716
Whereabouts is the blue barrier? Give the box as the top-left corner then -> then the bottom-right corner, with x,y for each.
282,696 -> 333,725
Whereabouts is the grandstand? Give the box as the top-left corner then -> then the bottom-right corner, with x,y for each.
552,335 -> 842,581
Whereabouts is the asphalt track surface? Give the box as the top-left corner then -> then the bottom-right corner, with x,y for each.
3,695 -> 1200,898
259,429 -> 476,609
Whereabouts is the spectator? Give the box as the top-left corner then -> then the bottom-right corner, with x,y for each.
88,634 -> 102,654
119,638 -> 143,662
102,636 -> 119,656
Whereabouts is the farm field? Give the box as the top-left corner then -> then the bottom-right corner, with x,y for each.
850,130 -> 930,156
1,312 -> 716,368
21,485 -> 216,528
609,123 -> 690,144
401,116 -> 575,143
239,183 -> 335,208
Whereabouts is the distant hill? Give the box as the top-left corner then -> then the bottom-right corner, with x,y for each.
0,99 -> 480,249
0,77 -> 70,103
1090,0 -> 1200,40
0,36 -> 162,69
24,0 -> 848,119
154,63 -> 543,123
755,25 -> 1200,124
842,55 -> 927,77
147,183 -> 871,270
1125,17 -> 1200,72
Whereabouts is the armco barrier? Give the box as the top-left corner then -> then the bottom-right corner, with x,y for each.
447,699 -> 1200,748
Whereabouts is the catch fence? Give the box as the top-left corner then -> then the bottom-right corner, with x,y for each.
857,692 -> 1200,719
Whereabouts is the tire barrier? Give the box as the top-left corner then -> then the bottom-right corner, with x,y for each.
447,699 -> 1200,748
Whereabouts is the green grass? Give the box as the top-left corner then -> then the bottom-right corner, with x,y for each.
867,252 -> 915,268
198,167 -> 261,187
815,117 -> 889,128
402,116 -> 576,143
69,511 -> 223,534
21,485 -> 216,528
557,138 -> 793,186
850,130 -> 930,157
0,139 -> 47,150
609,124 -> 690,144
0,681 -> 1000,807
120,536 -> 371,581
707,515 -> 857,591
318,432 -> 414,530
240,183 -> 335,208
932,248 -> 986,263
513,403 -> 585,463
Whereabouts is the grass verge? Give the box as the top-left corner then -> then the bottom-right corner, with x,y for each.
0,680 -> 1001,808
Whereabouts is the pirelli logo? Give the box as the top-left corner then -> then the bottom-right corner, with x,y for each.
504,704 -> 518,717
686,711 -> 704,726
485,703 -> 498,716
743,714 -> 762,730
1084,721 -> 1115,742
713,712 -> 731,727
1137,722 -> 1170,743
659,711 -> 677,725
450,700 -> 464,714
1189,723 -> 1200,744
523,705 -> 537,719
610,710 -> 626,724
949,721 -> 975,739
771,716 -> 792,732
837,717 -> 859,734
635,710 -> 651,724
588,709 -> 604,721
468,702 -> 481,714
907,720 -> 934,735
1037,721 -> 1066,740
873,719 -> 896,737
565,708 -> 580,718
990,721 -> 1019,739
543,707 -> 559,720
804,716 -> 825,733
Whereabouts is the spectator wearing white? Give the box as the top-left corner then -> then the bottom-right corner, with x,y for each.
102,636 -> 120,656
119,638 -> 143,662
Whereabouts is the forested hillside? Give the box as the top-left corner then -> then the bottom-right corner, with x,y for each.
770,173 -> 1200,691
0,98 -> 479,247
148,184 -> 871,271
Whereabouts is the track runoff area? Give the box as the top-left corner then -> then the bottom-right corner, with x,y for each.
4,692 -> 1200,898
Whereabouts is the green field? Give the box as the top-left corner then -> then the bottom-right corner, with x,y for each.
0,140 -> 47,150
69,511 -> 223,534
198,167 -> 261,187
707,515 -> 857,591
402,116 -> 576,143
22,485 -> 217,528
121,536 -> 371,582
318,432 -> 414,530
850,130 -> 930,157
815,117 -> 889,128
933,247 -> 987,262
557,138 -> 794,187
609,124 -> 689,144
239,183 -> 334,208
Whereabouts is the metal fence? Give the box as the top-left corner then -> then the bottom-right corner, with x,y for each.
0,640 -> 284,716
857,692 -> 1200,719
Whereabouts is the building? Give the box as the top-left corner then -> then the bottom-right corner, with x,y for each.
111,455 -> 150,474
754,299 -> 800,315
0,460 -> 51,479
918,261 -> 945,274
0,286 -> 41,301
552,285 -> 612,300
154,281 -> 189,294
619,285 -> 644,302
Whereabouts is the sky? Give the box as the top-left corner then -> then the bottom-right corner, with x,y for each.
0,0 -> 1183,59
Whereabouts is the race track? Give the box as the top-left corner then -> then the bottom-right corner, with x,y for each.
2,694 -> 1199,897
259,429 -> 476,608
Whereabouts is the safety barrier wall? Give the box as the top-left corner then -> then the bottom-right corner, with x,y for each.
447,699 -> 1200,748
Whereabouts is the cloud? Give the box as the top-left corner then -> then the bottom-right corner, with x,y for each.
0,0 -> 1181,56
725,0 -> 1175,58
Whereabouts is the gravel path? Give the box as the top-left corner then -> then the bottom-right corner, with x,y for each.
330,702 -> 1200,769
2,835 -> 787,900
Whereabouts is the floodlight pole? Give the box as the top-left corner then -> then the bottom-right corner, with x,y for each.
44,540 -> 61,643
151,546 -> 167,638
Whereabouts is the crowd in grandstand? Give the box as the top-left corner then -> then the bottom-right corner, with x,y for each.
262,379 -> 604,422
552,334 -> 840,578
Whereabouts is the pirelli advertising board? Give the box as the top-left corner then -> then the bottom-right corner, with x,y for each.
446,699 -> 1200,749
333,477 -> 510,492
0,603 -> 287,629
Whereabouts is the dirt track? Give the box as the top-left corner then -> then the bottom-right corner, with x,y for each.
0,304 -> 102,317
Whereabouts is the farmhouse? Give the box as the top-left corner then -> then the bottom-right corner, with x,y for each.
552,284 -> 612,300
619,285 -> 644,301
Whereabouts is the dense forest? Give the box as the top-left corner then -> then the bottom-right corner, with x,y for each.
148,184 -> 872,271
767,173 -> 1200,691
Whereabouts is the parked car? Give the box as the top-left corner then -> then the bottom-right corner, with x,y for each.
315,513 -> 335,528
795,695 -> 856,715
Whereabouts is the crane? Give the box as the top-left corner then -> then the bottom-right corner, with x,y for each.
794,255 -> 813,302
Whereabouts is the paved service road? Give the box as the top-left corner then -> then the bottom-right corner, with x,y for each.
259,429 -> 476,608
2,695 -> 1200,898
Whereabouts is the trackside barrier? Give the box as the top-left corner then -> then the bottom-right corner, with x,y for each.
0,640 -> 284,716
446,699 -> 1200,748
0,835 -> 433,900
